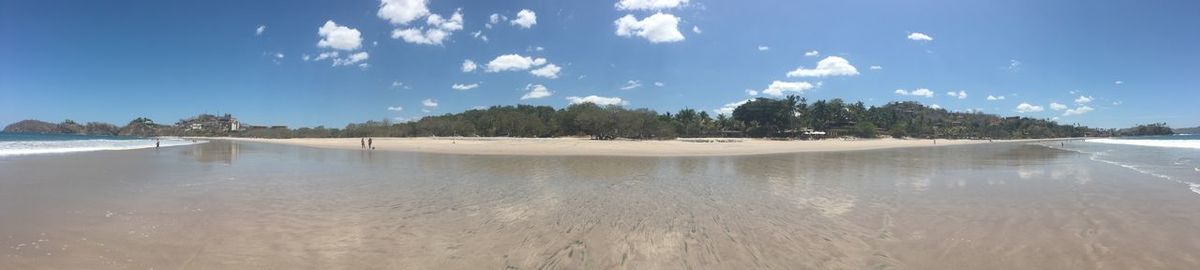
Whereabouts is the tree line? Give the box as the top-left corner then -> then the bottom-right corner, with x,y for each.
6,96 -> 1174,140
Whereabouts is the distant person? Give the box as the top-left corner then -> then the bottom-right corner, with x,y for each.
156,139 -> 160,148
361,138 -> 365,149
368,138 -> 373,150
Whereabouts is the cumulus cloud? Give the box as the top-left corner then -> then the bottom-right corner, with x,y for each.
1074,95 -> 1093,104
654,82 -> 665,87
387,106 -> 404,111
529,64 -> 561,78
461,59 -> 477,72
620,80 -> 642,90
1050,102 -> 1068,111
745,89 -> 758,96
1008,59 -> 1021,71
615,0 -> 689,10
452,83 -> 479,91
377,0 -> 430,25
1063,106 -> 1093,116
332,52 -> 369,66
946,90 -> 967,99
1015,103 -> 1044,113
761,81 -> 815,96
692,26 -> 701,34
422,98 -> 438,107
511,9 -> 537,28
758,45 -> 770,51
317,21 -> 363,51
390,9 -> 464,45
907,32 -> 933,41
894,88 -> 933,98
930,104 -> 942,109
521,84 -> 553,100
256,25 -> 265,36
484,54 -> 548,72
786,56 -> 859,77
869,65 -> 883,70
986,95 -> 1005,101
804,50 -> 819,57
615,13 -> 685,43
715,99 -> 751,116
567,95 -> 627,106
1114,80 -> 1123,85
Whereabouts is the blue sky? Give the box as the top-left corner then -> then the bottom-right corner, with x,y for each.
2,0 -> 1197,129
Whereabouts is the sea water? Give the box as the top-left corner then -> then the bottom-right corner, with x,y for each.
1065,134 -> 1200,195
0,132 -> 202,157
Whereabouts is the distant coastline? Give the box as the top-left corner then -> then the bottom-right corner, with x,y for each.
210,136 -> 1069,157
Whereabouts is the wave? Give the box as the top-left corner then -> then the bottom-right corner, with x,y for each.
1085,138 -> 1200,149
0,138 -> 204,157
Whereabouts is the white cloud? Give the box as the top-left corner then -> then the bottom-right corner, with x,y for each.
654,81 -> 664,87
869,65 -> 883,70
274,53 -> 284,59
1074,95 -> 1093,104
715,99 -> 751,116
692,26 -> 701,34
1112,101 -> 1123,105
745,89 -> 758,96
255,25 -> 265,36
895,88 -> 934,98
391,81 -> 408,88
946,90 -> 967,99
615,13 -> 685,43
930,104 -> 942,109
451,83 -> 479,91
317,21 -> 363,51
620,80 -> 642,90
422,98 -> 438,107
358,63 -> 370,70
461,59 -> 477,72
377,0 -> 430,25
615,0 -> 689,10
529,64 -> 561,78
313,51 -> 338,61
758,45 -> 770,51
804,50 -> 819,57
511,9 -> 537,28
521,84 -> 553,100
484,54 -> 548,72
1063,106 -> 1093,116
332,52 -> 369,66
1008,59 -> 1021,71
390,9 -> 464,45
761,81 -> 815,96
1114,80 -> 1123,85
535,46 -> 545,51
986,95 -> 1006,101
387,106 -> 404,111
1015,103 -> 1044,113
786,56 -> 859,77
567,95 -> 627,106
489,13 -> 503,25
1050,102 -> 1068,111
907,32 -> 933,41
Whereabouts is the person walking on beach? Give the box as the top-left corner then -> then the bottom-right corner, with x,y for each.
368,138 -> 373,150
156,139 -> 160,148
361,138 -> 365,149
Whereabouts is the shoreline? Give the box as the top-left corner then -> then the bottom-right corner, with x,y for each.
202,136 -> 1070,157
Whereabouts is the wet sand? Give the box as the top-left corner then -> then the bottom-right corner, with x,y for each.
213,137 -> 1033,156
2,140 -> 1199,269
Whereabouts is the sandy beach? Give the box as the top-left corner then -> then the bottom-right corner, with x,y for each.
209,137 -> 1044,156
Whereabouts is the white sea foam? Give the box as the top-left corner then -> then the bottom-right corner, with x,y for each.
1085,138 -> 1200,149
0,139 -> 203,157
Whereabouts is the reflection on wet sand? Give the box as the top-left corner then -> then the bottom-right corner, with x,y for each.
2,142 -> 1200,269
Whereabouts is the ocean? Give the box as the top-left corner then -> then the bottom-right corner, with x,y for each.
0,132 -> 202,157
1062,134 -> 1200,195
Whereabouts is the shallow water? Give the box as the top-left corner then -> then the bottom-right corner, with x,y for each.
2,140 -> 1199,269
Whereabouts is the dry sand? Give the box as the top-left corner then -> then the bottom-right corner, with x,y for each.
209,137 -> 1043,156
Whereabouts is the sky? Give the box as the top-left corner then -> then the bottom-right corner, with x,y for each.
2,0 -> 1198,129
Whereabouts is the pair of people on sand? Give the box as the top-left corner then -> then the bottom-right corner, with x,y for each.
361,138 -> 373,150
